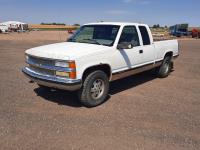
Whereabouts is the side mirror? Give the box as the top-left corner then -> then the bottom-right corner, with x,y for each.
117,42 -> 133,49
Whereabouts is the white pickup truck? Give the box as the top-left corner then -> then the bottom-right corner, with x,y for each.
22,22 -> 179,107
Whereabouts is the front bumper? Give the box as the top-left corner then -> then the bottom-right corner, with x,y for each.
22,67 -> 82,91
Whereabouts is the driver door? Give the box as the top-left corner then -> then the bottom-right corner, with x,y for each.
117,26 -> 143,69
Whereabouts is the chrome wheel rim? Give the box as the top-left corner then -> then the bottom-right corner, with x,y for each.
90,79 -> 105,100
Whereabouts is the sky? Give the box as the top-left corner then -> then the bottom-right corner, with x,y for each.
0,0 -> 199,26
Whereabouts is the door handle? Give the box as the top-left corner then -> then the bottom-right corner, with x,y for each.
139,50 -> 143,54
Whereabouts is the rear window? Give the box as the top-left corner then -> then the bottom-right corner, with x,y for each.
139,26 -> 150,45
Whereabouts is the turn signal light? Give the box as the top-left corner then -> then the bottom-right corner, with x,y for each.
69,61 -> 76,69
69,71 -> 76,79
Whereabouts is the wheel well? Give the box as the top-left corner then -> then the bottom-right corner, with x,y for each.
164,51 -> 173,59
82,64 -> 111,81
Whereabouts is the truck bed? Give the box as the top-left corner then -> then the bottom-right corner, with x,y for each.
154,39 -> 179,61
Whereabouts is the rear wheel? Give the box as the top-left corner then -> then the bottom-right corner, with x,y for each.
157,56 -> 172,78
78,70 -> 109,107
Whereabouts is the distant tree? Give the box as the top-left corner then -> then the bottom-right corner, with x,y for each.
164,25 -> 168,28
40,22 -> 65,25
153,24 -> 161,28
73,23 -> 80,26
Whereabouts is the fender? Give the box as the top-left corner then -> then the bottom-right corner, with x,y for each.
77,61 -> 112,81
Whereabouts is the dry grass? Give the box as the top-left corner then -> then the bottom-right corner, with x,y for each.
29,24 -> 79,30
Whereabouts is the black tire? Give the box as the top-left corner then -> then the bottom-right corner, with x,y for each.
78,70 -> 109,107
157,56 -> 172,78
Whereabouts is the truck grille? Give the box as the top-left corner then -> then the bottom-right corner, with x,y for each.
29,55 -> 54,66
27,56 -> 55,76
29,65 -> 55,76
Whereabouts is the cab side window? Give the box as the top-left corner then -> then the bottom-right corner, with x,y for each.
119,26 -> 140,47
139,26 -> 150,45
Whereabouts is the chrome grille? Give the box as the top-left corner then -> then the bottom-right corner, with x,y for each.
28,55 -> 54,66
29,65 -> 55,76
27,56 -> 55,76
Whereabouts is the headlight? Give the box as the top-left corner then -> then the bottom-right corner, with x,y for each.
55,60 -> 76,79
25,54 -> 29,62
55,61 -> 69,68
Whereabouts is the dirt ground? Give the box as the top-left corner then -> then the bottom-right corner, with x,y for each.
0,31 -> 200,150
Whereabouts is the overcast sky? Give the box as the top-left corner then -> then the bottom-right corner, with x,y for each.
0,0 -> 199,26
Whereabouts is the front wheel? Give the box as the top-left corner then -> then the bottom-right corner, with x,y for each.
157,56 -> 172,78
78,70 -> 109,107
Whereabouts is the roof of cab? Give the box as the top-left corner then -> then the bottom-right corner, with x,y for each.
84,22 -> 148,26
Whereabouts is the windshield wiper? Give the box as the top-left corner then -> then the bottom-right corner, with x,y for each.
81,39 -> 103,45
68,38 -> 107,46
67,38 -> 76,42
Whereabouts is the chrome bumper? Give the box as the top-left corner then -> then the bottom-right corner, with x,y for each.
22,67 -> 82,91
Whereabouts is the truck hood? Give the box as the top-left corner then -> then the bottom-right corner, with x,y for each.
26,42 -> 110,60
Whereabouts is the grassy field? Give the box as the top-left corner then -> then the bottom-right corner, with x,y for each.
150,28 -> 169,35
29,24 -> 80,31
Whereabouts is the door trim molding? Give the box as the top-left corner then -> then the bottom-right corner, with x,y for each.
111,60 -> 162,81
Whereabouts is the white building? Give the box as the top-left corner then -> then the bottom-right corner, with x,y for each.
0,24 -> 9,33
0,21 -> 28,31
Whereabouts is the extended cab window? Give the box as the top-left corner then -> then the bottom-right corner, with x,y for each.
139,26 -> 150,45
119,26 -> 140,47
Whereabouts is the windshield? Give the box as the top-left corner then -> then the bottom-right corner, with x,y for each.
67,25 -> 120,46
